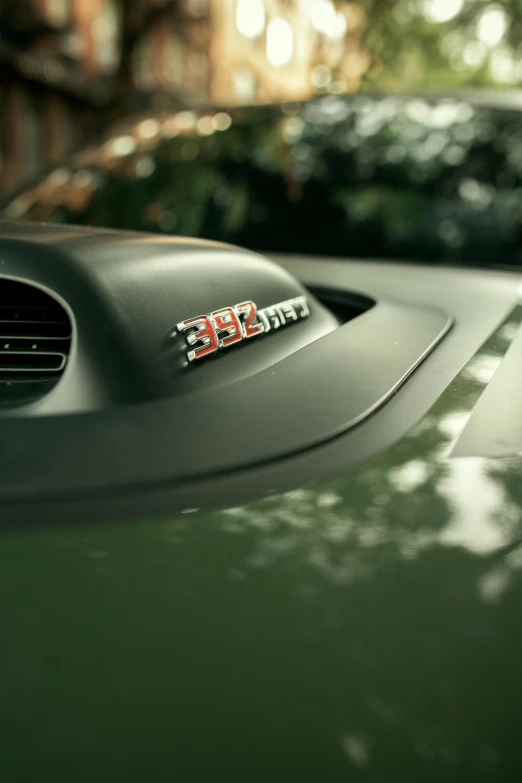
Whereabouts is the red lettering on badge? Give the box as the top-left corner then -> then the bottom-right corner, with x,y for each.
211,307 -> 243,348
177,315 -> 219,362
236,301 -> 264,339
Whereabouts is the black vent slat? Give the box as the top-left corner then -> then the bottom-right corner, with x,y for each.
0,337 -> 70,351
0,279 -> 71,403
0,321 -> 71,338
0,352 -> 66,372
0,305 -> 69,321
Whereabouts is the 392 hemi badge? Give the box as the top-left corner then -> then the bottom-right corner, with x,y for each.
177,295 -> 310,363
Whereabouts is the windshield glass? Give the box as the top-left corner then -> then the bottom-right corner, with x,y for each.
3,0 -> 522,267
3,95 -> 522,266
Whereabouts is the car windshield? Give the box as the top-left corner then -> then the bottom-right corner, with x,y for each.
3,94 -> 522,267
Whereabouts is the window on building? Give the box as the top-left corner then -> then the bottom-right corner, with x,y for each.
26,93 -> 44,180
186,50 -> 208,94
310,0 -> 336,36
45,0 -> 70,27
236,0 -> 265,39
266,17 -> 294,67
186,0 -> 209,18
59,29 -> 86,60
133,32 -> 155,90
0,85 -> 4,194
311,0 -> 348,40
165,32 -> 183,86
232,67 -> 258,102
92,0 -> 121,74
63,102 -> 82,155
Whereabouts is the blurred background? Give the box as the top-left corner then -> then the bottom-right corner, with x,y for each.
0,0 -> 520,196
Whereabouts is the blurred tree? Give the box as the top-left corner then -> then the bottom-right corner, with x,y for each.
358,0 -> 522,91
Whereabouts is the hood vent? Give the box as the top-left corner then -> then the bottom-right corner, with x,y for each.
0,279 -> 71,406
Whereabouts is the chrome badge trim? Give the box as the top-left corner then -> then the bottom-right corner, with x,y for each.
177,295 -> 311,363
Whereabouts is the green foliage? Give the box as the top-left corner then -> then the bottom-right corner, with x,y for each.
358,0 -> 522,91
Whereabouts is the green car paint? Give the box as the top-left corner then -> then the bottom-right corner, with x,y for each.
1,306 -> 522,781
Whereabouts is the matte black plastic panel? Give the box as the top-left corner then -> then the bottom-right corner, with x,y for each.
0,296 -> 450,500
0,254 -> 518,525
3,223 -> 521,525
0,221 -> 339,413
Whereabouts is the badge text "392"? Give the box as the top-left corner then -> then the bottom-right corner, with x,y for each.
177,295 -> 310,363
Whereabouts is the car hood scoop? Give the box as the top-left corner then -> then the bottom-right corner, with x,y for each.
0,221 -> 340,412
0,220 -> 451,519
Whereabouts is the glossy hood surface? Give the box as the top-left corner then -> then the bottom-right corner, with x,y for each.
1,293 -> 522,782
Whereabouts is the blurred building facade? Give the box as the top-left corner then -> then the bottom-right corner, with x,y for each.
0,0 -> 368,194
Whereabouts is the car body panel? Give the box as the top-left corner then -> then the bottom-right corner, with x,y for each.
1,300 -> 522,781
